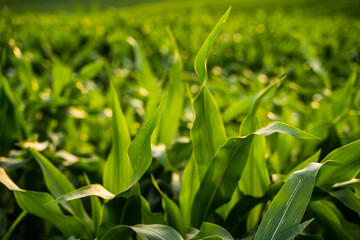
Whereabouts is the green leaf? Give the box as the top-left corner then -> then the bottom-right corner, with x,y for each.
103,83 -> 133,194
29,149 -> 90,224
310,200 -> 360,240
240,79 -> 283,136
332,67 -> 357,117
254,121 -> 320,139
151,175 -> 186,237
273,218 -> 314,240
190,222 -> 233,240
141,196 -> 166,225
128,98 -> 166,186
329,189 -> 360,215
254,162 -> 322,240
78,61 -> 103,80
102,224 -> 184,240
97,184 -> 142,239
0,168 -> 92,238
158,28 -> 184,146
194,6 -> 231,84
284,150 -> 321,182
191,136 -> 253,228
191,86 -> 227,179
316,139 -> 360,188
51,58 -> 72,97
47,184 -> 115,205
180,157 -> 200,227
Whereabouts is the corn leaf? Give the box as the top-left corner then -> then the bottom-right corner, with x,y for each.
310,200 -> 360,240
254,162 -> 322,240
128,98 -> 166,186
0,168 -> 91,238
194,6 -> 231,84
103,83 -> 133,194
102,224 -> 184,240
254,121 -> 320,139
316,139 -> 360,188
47,184 -> 115,205
29,149 -> 90,224
152,175 -> 186,237
273,218 -> 314,240
190,222 -> 233,240
329,189 -> 360,215
191,86 -> 227,179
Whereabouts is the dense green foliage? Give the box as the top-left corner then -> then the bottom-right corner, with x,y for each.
0,1 -> 360,239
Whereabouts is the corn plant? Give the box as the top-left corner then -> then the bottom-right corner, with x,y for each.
1,5 -> 360,240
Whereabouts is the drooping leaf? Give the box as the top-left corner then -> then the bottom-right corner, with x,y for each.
102,224 -> 184,240
0,168 -> 92,238
254,121 -> 320,139
47,184 -> 115,205
329,189 -> 360,215
316,139 -> 360,188
29,149 -> 90,224
254,163 -> 322,240
103,83 -> 133,194
194,6 -> 231,84
190,222 -> 233,240
310,200 -> 360,240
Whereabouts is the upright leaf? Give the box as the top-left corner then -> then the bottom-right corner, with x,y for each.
191,86 -> 227,179
254,163 -> 322,240
128,98 -> 166,186
103,83 -> 132,194
194,6 -> 231,84
159,28 -> 184,146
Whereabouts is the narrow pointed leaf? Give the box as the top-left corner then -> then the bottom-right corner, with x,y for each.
194,6 -> 231,84
103,83 -> 132,194
254,163 -> 322,240
159,28 -> 184,146
273,218 -> 314,240
128,98 -> 166,186
29,149 -> 89,223
191,136 -> 253,228
48,184 -> 115,205
102,224 -> 184,240
254,121 -> 320,139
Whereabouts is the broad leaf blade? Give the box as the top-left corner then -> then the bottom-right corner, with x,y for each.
191,86 -> 226,179
191,222 -> 233,240
191,136 -> 253,228
329,189 -> 360,215
254,162 -> 322,240
194,6 -> 231,84
316,139 -> 360,188
103,83 -> 132,194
